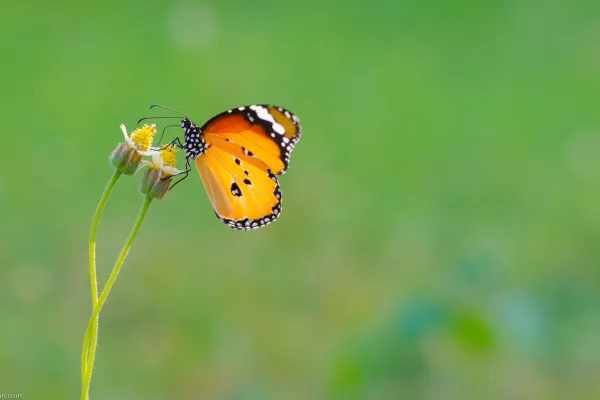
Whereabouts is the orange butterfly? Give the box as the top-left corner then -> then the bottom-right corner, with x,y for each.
173,105 -> 301,230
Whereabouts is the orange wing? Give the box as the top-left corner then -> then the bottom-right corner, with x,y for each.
195,145 -> 282,230
179,104 -> 300,230
200,105 -> 301,176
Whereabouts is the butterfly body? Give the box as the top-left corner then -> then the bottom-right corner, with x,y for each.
180,119 -> 209,159
178,105 -> 301,230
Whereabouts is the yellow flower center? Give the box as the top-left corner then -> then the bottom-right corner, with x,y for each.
160,145 -> 178,167
130,124 -> 156,151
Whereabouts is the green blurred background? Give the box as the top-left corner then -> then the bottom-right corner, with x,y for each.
1,0 -> 600,398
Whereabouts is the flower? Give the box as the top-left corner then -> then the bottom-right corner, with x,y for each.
139,145 -> 185,199
142,145 -> 182,177
110,124 -> 157,175
122,124 -> 155,153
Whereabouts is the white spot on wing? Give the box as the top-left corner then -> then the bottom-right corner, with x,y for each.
273,122 -> 285,134
254,106 -> 276,124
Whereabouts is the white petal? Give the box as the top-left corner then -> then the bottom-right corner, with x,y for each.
137,149 -> 157,157
162,166 -> 184,176
152,152 -> 164,167
121,124 -> 136,149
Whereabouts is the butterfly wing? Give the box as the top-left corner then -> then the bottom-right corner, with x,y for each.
201,105 -> 301,176
182,104 -> 300,230
195,145 -> 282,230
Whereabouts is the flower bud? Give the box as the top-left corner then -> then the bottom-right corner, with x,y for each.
110,142 -> 143,175
139,145 -> 183,199
140,167 -> 171,199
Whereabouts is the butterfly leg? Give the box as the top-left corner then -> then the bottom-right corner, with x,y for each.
167,156 -> 191,190
157,124 -> 181,146
150,136 -> 184,152
169,136 -> 185,149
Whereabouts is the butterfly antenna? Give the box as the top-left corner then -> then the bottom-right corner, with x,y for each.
137,116 -> 182,124
150,104 -> 187,117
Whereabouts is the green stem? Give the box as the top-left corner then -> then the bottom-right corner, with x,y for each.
82,170 -> 122,380
80,195 -> 153,400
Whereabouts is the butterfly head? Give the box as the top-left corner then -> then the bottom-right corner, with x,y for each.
180,117 -> 193,132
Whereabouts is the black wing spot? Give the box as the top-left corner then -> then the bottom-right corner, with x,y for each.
230,182 -> 242,197
241,146 -> 254,157
243,170 -> 249,176
243,178 -> 252,185
234,158 -> 241,165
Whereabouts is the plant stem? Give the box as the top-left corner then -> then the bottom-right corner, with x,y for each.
82,170 -> 122,380
81,195 -> 153,400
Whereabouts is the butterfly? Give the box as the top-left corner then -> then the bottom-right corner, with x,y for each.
171,105 -> 301,230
